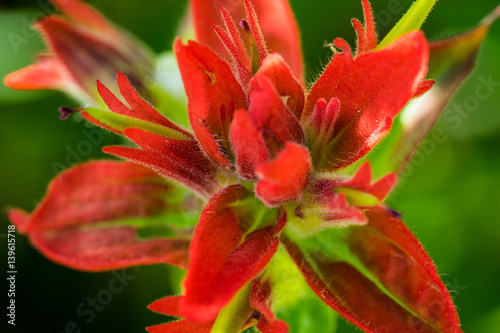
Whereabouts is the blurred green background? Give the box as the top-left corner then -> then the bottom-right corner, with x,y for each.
0,0 -> 499,332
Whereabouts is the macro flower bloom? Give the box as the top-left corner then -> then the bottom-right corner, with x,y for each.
5,0 -> 500,332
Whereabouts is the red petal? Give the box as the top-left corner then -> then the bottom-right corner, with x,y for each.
412,79 -> 435,98
30,225 -> 190,271
149,296 -> 184,317
282,209 -> 463,333
230,110 -> 269,180
341,162 -> 397,201
147,321 -> 212,333
256,143 -> 311,206
252,279 -> 289,333
256,54 -> 305,119
3,57 -> 68,91
306,190 -> 367,228
182,186 -> 279,321
116,72 -> 193,137
213,14 -> 252,87
304,31 -> 428,169
147,296 -> 213,333
248,75 -> 304,145
174,39 -> 247,167
104,129 -> 218,198
97,79 -> 135,116
352,18 -> 367,55
7,161 -> 190,271
190,0 -> 303,80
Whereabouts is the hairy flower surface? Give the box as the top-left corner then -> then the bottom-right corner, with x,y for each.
6,0 -> 500,332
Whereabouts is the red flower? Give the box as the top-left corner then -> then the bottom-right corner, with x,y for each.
7,0 -> 499,332
3,0 -> 154,105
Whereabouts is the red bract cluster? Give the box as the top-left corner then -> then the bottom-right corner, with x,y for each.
8,0 -> 499,332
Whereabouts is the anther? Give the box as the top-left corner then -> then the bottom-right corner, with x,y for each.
240,19 -> 251,34
58,106 -> 81,120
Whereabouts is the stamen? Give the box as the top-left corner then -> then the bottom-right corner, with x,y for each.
240,19 -> 251,34
384,205 -> 403,219
295,205 -> 305,219
58,106 -> 81,120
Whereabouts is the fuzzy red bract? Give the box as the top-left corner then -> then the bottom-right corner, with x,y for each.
304,31 -> 429,169
8,161 -> 190,271
282,209 -> 463,333
181,185 -> 281,321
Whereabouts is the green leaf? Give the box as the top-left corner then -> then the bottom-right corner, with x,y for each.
85,106 -> 191,140
371,5 -> 500,177
377,0 -> 438,49
211,283 -> 254,333
267,246 -> 338,333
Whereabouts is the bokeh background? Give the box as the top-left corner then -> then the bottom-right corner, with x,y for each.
1,0 -> 499,332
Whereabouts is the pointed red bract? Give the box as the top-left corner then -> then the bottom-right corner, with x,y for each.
147,296 -> 214,333
181,185 -> 280,322
7,161 -> 190,271
175,39 -> 247,167
213,8 -> 252,86
244,0 -> 269,63
104,129 -> 219,198
302,162 -> 396,230
190,0 -> 303,80
354,0 -> 377,55
115,72 -> 193,137
340,162 -> 397,201
256,143 -> 311,206
304,31 -> 429,169
282,209 -> 463,333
